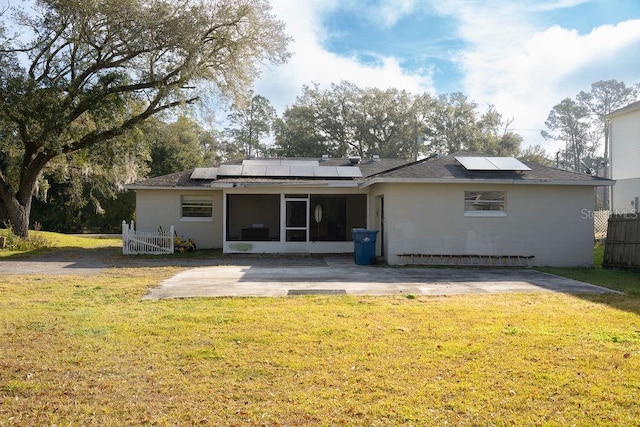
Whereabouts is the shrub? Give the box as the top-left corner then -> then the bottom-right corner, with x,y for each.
1,222 -> 52,251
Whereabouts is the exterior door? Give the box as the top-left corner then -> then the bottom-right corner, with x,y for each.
283,196 -> 309,252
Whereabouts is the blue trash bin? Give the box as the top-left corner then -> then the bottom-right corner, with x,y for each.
352,229 -> 378,265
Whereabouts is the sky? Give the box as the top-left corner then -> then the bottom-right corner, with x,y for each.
2,0 -> 638,155
253,0 -> 640,154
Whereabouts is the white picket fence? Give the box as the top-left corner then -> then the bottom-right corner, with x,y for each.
122,221 -> 174,255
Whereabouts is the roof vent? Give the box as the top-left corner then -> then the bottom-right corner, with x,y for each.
348,156 -> 361,165
372,155 -> 380,162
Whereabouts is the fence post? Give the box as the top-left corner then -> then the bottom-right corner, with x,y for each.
122,220 -> 128,255
169,225 -> 175,253
130,221 -> 136,253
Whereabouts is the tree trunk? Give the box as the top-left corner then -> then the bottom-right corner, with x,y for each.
0,171 -> 38,239
3,196 -> 31,238
2,151 -> 48,239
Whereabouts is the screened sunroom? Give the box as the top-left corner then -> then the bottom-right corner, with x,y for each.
224,192 -> 367,253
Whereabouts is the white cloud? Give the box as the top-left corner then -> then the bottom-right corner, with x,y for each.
253,0 -> 435,113
249,0 -> 640,159
500,20 -> 640,152
365,0 -> 419,28
431,0 -> 640,153
531,0 -> 591,12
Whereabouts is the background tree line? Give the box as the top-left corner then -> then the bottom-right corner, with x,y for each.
231,79 -> 639,172
10,78 -> 639,234
230,82 -> 527,161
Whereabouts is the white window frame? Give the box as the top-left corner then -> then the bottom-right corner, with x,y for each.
464,191 -> 506,217
180,195 -> 213,222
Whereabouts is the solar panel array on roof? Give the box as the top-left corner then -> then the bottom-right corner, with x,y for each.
211,163 -> 362,178
455,156 -> 531,171
243,159 -> 319,167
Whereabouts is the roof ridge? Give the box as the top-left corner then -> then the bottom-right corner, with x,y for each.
526,161 -> 612,180
366,154 -> 438,178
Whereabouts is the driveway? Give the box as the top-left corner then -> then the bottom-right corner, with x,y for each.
144,255 -> 617,299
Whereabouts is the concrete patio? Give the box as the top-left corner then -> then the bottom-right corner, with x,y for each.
144,256 -> 616,299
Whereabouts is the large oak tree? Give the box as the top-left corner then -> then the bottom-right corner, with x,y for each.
0,0 -> 289,237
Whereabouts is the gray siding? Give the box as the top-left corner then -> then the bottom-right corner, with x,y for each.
135,189 -> 223,249
369,183 -> 594,267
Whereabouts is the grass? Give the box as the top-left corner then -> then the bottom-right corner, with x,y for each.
1,234 -> 640,425
0,229 -> 121,258
538,241 -> 640,295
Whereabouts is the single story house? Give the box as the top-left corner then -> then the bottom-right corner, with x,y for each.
127,153 -> 613,266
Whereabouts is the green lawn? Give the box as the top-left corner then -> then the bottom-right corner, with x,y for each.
538,241 -> 640,295
1,236 -> 640,425
0,229 -> 121,258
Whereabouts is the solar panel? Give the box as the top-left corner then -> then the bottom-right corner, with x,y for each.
455,157 -> 499,170
213,161 -> 362,178
242,159 -> 319,167
281,160 -> 319,166
456,156 -> 530,171
313,166 -> 339,177
217,165 -> 243,176
190,168 -> 218,179
486,157 -> 531,171
289,166 -> 315,177
336,167 -> 363,177
241,165 -> 267,176
265,165 -> 290,176
242,159 -> 281,166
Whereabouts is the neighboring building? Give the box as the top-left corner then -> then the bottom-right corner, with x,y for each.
127,153 -> 613,267
607,100 -> 640,213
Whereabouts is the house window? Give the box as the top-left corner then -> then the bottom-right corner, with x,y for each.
464,191 -> 506,217
181,195 -> 213,220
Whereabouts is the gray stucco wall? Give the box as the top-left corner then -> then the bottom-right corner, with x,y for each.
134,189 -> 223,249
369,183 -> 595,267
133,182 -> 596,265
